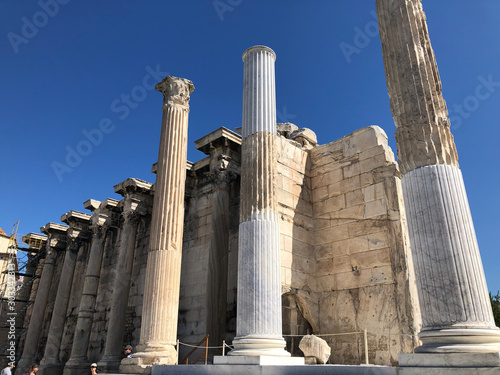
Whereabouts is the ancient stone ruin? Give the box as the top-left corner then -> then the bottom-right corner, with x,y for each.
7,1 -> 500,374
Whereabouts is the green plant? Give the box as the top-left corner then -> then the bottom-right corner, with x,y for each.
490,291 -> 500,327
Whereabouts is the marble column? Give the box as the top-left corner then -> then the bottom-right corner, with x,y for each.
229,45 -> 289,358
377,0 -> 500,353
120,76 -> 194,373
17,224 -> 67,375
99,179 -> 152,371
40,212 -> 91,375
63,205 -> 112,375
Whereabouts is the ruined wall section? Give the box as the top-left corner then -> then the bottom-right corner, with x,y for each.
276,136 -> 318,352
178,165 -> 212,355
310,126 -> 420,366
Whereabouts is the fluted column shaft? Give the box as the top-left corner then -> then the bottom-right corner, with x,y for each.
64,225 -> 107,373
121,76 -> 194,372
229,46 -> 289,357
377,0 -> 500,353
40,239 -> 80,371
17,247 -> 58,375
99,211 -> 140,370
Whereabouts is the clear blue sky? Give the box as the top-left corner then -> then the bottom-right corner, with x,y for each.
1,1 -> 499,290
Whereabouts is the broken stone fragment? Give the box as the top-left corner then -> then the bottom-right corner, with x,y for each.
290,128 -> 318,149
277,122 -> 299,138
299,334 -> 331,364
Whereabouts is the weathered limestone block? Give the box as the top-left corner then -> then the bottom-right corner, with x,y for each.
290,128 -> 317,149
277,122 -> 298,138
299,335 -> 331,364
310,126 -> 420,365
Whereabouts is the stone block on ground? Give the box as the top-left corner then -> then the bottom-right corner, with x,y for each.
299,334 -> 331,364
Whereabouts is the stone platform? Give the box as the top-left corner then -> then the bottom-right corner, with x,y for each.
151,364 -> 397,375
399,353 -> 500,374
213,355 -> 304,365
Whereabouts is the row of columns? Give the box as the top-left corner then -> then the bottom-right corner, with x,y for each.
16,181 -> 153,375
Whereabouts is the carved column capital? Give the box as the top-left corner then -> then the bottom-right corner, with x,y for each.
155,76 -> 195,109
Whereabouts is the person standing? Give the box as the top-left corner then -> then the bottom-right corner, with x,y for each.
123,345 -> 133,358
28,365 -> 38,375
1,365 -> 14,375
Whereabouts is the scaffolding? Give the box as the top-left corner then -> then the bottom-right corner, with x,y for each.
0,222 -> 47,362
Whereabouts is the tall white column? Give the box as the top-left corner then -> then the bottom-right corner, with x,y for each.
228,46 -> 289,358
120,76 -> 194,373
402,165 -> 500,352
376,0 -> 500,355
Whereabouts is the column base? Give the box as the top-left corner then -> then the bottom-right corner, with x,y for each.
228,336 -> 291,357
120,347 -> 177,374
415,329 -> 500,353
214,355 -> 304,366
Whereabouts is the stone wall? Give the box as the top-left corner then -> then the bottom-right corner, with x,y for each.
310,126 -> 420,365
276,135 -> 317,355
178,172 -> 212,356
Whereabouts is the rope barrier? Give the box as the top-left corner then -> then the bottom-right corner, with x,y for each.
176,330 -> 416,365
177,341 -> 225,349
283,332 -> 364,337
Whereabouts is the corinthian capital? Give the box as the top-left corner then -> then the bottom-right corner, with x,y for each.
155,75 -> 195,108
